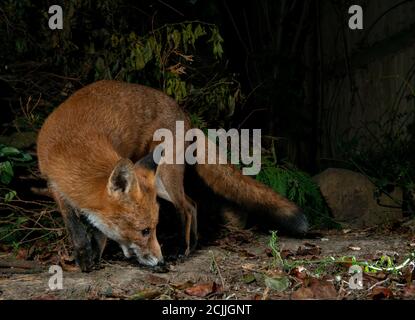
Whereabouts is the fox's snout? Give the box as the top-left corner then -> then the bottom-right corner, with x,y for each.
121,238 -> 164,267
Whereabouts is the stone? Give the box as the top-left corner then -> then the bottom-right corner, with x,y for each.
313,168 -> 402,228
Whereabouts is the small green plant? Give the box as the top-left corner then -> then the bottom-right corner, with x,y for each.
257,153 -> 336,228
268,231 -> 284,268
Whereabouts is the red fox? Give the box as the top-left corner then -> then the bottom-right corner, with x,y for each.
37,80 -> 308,272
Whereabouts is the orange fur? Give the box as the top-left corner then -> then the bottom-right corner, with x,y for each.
37,80 -> 308,270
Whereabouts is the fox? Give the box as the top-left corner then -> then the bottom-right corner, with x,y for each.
37,80 -> 308,272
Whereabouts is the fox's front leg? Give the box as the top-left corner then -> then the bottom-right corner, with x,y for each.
80,215 -> 107,265
51,188 -> 97,272
63,206 -> 95,272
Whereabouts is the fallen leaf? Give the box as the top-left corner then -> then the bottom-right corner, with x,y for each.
264,276 -> 290,292
364,272 -> 387,281
171,280 -> 194,290
184,282 -> 222,297
296,245 -> 321,256
348,246 -> 361,251
242,273 -> 256,284
402,284 -> 415,298
60,263 -> 80,272
281,249 -> 295,259
241,263 -> 257,272
16,248 -> 28,260
146,274 -> 168,285
371,287 -> 393,300
291,287 -> 314,300
290,267 -> 308,281
291,278 -> 337,300
239,249 -> 257,258
130,289 -> 161,300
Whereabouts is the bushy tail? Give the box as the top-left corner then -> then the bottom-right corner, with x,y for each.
195,163 -> 309,235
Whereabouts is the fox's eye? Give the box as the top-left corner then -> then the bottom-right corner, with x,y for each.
141,228 -> 151,237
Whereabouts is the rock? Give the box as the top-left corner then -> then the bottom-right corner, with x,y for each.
313,168 -> 402,228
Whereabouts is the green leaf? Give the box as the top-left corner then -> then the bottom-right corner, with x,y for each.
172,29 -> 181,49
208,27 -> 224,59
16,216 -> 29,226
0,147 -> 20,157
0,161 -> 14,185
242,273 -> 256,284
194,24 -> 206,38
133,46 -> 146,70
264,276 -> 290,292
4,190 -> 16,202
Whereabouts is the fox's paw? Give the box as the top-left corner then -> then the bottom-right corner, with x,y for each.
74,245 -> 96,272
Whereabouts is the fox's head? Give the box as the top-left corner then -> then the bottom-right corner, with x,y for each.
86,153 -> 170,267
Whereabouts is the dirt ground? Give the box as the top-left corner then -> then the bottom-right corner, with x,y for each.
1,225 -> 414,300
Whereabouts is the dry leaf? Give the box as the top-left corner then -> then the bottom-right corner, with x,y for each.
171,280 -> 194,290
296,244 -> 321,256
184,282 -> 222,297
291,278 -> 337,300
146,274 -> 168,285
402,284 -> 415,298
130,289 -> 161,300
371,287 -> 393,300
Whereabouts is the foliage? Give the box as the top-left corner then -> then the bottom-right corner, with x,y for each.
0,1 -> 242,130
101,22 -> 241,126
0,145 -> 33,200
268,231 -> 284,268
256,151 -> 335,228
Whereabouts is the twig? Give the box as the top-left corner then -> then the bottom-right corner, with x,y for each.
157,0 -> 184,17
368,279 -> 389,291
209,250 -> 226,290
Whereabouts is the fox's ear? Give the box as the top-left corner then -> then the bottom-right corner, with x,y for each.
108,159 -> 138,198
154,175 -> 172,202
134,149 -> 161,172
135,150 -> 172,203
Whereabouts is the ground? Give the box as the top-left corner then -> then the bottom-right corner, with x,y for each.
1,226 -> 414,300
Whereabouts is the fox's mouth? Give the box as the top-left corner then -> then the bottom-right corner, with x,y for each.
121,244 -> 134,258
120,244 -> 162,267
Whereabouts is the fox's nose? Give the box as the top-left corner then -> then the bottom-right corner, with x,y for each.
157,258 -> 165,267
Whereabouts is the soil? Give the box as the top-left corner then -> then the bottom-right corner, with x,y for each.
1,227 -> 414,300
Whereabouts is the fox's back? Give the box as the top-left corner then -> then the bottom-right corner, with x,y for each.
37,80 -> 188,204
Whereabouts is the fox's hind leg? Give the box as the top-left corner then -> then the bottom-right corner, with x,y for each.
50,187 -> 98,272
157,164 -> 198,257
